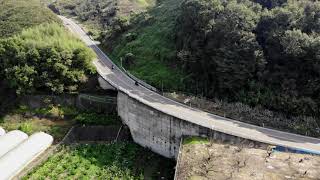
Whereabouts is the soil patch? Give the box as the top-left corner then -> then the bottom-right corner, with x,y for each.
175,137 -> 320,180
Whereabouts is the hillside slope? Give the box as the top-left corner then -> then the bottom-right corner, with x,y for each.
0,0 -> 62,113
106,0 -> 186,90
52,0 -> 186,90
50,0 -> 155,37
50,0 -> 320,137
0,0 -> 60,37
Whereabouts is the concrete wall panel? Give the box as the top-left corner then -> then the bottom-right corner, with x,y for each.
117,92 -> 266,158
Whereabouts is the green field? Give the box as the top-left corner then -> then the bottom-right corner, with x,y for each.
24,143 -> 175,179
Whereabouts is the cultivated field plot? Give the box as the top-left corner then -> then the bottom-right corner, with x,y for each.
24,143 -> 175,179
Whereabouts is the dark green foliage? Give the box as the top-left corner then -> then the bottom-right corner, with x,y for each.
176,0 -> 265,97
75,112 -> 120,125
0,0 -> 60,37
252,0 -> 320,116
176,0 -> 320,119
0,23 -> 96,95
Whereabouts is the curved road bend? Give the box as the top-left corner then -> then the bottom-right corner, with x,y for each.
58,15 -> 320,153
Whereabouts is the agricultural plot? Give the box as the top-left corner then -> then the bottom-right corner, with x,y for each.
24,143 -> 175,179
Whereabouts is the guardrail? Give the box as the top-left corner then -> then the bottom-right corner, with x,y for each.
120,66 -> 158,92
78,94 -> 116,104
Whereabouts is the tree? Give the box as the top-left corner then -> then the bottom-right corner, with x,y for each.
176,0 -> 265,97
0,23 -> 96,95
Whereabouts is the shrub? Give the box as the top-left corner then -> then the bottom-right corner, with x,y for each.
0,23 -> 96,94
74,112 -> 120,125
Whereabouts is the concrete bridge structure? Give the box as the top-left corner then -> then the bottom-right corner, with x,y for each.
59,16 -> 320,158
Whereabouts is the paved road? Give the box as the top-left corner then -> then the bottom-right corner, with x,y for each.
59,15 -> 320,153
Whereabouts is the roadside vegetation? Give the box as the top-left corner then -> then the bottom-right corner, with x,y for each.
51,0 -> 185,90
107,0 -> 186,90
24,143 -> 175,179
53,0 -> 320,135
50,0 -> 156,38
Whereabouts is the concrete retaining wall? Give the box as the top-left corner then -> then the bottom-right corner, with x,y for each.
117,92 -> 267,158
20,94 -> 117,114
63,125 -> 131,143
98,76 -> 116,91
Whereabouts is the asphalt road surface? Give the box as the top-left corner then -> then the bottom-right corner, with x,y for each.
59,15 -> 320,153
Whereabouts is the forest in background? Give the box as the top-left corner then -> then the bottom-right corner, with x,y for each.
176,0 -> 320,118
53,0 -> 320,120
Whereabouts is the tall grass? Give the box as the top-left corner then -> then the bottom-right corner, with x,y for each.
19,23 -> 88,50
110,0 -> 186,91
0,0 -> 60,37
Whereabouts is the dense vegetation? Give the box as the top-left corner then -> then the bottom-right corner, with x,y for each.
35,0 -> 320,134
25,143 -> 175,179
50,0 -> 156,38
107,0 -> 186,90
176,0 -> 265,97
0,0 -> 59,106
0,23 -> 96,94
51,0 -> 185,90
0,0 -> 60,37
176,0 -> 320,118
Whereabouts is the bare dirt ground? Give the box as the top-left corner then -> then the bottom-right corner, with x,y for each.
175,138 -> 320,180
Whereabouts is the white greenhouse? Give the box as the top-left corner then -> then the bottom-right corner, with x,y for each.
0,130 -> 28,158
0,127 -> 5,136
0,132 -> 53,180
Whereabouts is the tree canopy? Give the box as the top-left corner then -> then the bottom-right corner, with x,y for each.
0,23 -> 96,94
176,0 -> 320,117
176,0 -> 265,96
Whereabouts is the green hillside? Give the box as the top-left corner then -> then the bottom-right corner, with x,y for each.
108,0 -> 320,119
107,0 -> 186,90
52,0 -> 320,135
0,0 -> 60,37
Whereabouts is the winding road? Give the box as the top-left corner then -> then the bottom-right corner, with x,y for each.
59,15 -> 320,154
